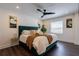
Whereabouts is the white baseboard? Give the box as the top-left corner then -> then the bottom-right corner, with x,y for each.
0,42 -> 19,49
59,40 -> 79,45
59,40 -> 73,44
74,42 -> 79,45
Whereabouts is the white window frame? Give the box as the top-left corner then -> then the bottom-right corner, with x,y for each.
50,21 -> 63,34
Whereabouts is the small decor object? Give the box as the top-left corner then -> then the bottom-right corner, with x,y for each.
9,16 -> 17,28
38,24 -> 41,28
66,18 -> 72,28
41,25 -> 47,34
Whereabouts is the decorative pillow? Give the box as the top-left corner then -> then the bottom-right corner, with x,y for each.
37,29 -> 43,35
35,32 -> 40,36
22,30 -> 31,35
30,30 -> 37,36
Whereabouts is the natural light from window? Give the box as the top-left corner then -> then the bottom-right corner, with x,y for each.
50,21 -> 63,34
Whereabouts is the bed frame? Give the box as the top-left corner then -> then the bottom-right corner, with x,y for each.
18,26 -> 58,56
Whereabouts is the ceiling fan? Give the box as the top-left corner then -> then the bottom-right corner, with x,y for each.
37,9 -> 55,18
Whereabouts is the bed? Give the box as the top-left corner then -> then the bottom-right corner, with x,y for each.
19,26 -> 58,56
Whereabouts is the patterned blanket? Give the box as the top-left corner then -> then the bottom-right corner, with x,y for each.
26,33 -> 53,49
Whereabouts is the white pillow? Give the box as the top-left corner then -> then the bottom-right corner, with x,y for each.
22,30 -> 31,35
37,29 -> 43,35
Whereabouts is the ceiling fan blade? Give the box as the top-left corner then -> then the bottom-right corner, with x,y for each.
37,9 -> 43,13
50,12 -> 55,14
46,12 -> 55,14
41,15 -> 44,18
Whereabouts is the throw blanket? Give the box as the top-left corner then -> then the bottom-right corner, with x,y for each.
26,33 -> 53,49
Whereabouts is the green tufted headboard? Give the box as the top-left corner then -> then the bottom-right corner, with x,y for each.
18,26 -> 38,37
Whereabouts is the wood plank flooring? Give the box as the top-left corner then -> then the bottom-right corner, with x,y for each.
0,41 -> 79,56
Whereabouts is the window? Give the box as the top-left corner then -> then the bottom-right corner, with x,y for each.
50,21 -> 63,34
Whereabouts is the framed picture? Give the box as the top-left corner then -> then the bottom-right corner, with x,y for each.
9,16 -> 17,28
66,18 -> 72,28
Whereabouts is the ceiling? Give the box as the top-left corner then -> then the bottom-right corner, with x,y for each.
0,3 -> 78,20
34,3 -> 79,20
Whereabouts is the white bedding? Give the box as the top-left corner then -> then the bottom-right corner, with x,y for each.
19,34 -> 58,54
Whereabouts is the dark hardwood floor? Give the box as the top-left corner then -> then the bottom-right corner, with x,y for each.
0,41 -> 79,56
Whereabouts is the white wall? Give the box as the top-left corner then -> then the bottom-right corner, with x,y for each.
42,13 -> 79,44
0,10 -> 19,49
19,15 -> 39,27
73,13 -> 79,45
0,9 -> 40,49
